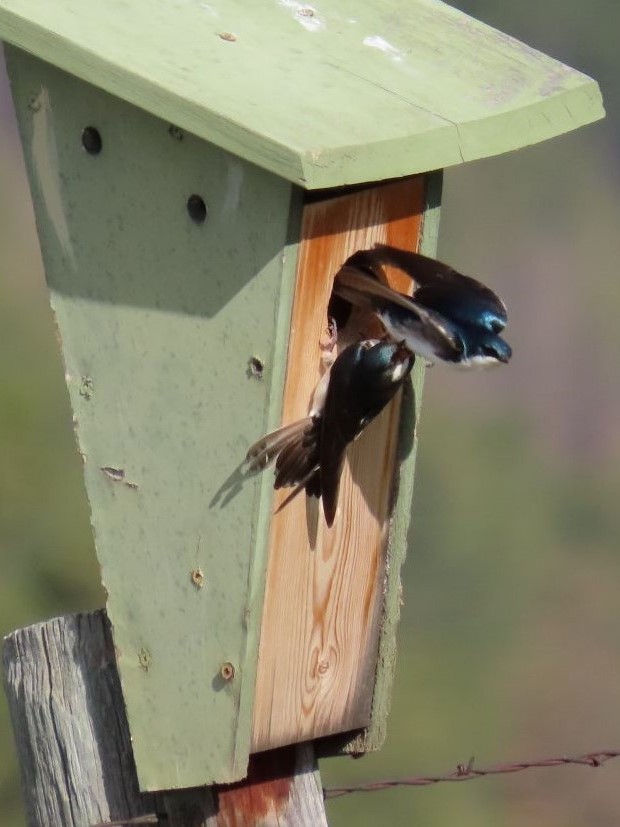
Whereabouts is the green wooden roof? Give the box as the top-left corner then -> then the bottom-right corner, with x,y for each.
0,0 -> 604,189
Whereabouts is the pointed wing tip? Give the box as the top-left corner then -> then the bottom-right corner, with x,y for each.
323,506 -> 336,529
321,492 -> 338,528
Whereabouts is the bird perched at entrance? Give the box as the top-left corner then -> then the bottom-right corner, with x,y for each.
333,244 -> 512,369
246,338 -> 414,527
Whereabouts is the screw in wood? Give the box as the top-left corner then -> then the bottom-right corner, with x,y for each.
220,662 -> 235,681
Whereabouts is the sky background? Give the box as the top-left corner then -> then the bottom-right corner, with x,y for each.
1,1 -> 620,825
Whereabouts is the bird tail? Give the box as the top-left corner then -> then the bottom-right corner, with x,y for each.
246,416 -> 321,507
320,452 -> 346,528
246,418 -> 313,471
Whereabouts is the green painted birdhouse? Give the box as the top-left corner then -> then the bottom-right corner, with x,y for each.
0,0 -> 603,793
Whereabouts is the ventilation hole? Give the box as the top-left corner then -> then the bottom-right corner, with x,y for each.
168,124 -> 184,141
81,126 -> 102,155
248,357 -> 264,379
187,194 -> 208,224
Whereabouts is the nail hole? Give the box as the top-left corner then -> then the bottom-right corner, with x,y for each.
248,356 -> 264,379
220,662 -> 235,681
187,194 -> 208,224
82,126 -> 102,155
190,568 -> 204,589
168,124 -> 184,141
138,648 -> 152,671
79,376 -> 94,400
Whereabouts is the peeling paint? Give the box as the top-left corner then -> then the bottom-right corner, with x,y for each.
362,35 -> 404,63
79,376 -> 94,400
138,648 -> 152,671
100,466 -> 140,489
101,466 -> 125,481
278,0 -> 326,33
190,568 -> 205,588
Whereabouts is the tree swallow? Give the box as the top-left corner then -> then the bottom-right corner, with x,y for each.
333,245 -> 512,369
246,338 -> 414,527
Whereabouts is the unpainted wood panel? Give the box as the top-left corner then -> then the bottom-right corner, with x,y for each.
252,177 -> 425,752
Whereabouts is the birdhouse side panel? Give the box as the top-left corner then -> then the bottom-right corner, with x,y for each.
5,47 -> 300,789
251,177 -> 430,754
329,171 -> 443,757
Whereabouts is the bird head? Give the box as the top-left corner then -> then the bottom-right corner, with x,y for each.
460,330 -> 512,369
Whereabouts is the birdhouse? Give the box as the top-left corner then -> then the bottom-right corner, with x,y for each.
0,0 -> 603,794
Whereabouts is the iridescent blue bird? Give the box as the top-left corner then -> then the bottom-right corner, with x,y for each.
333,244 -> 512,369
246,338 -> 414,527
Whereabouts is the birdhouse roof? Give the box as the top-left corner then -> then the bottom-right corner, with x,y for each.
0,0 -> 604,189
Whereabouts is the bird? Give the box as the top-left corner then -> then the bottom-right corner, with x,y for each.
245,338 -> 415,527
332,244 -> 512,369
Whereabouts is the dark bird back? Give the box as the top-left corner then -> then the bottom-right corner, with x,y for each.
332,245 -> 512,369
246,339 -> 414,527
319,339 -> 414,526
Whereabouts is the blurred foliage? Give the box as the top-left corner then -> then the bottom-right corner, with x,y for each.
0,123 -> 103,825
1,1 -> 620,825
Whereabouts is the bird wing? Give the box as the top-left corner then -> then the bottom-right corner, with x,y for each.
245,417 -> 314,472
371,244 -> 508,326
333,266 -> 463,359
372,243 -> 460,284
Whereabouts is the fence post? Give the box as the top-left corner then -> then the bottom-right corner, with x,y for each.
3,611 -> 327,827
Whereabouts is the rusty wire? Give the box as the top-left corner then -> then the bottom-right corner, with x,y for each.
324,749 -> 620,799
91,748 -> 620,823
92,816 -> 160,827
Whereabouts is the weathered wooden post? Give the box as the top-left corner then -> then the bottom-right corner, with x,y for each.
0,0 -> 603,824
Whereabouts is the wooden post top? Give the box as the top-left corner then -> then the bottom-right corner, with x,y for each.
0,0 -> 604,188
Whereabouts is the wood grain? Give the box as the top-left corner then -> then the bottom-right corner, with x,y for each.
164,745 -> 326,827
3,612 -> 328,826
215,745 -> 327,827
2,611 -> 155,827
252,177 -> 425,752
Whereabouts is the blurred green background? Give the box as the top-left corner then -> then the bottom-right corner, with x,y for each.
1,1 -> 619,824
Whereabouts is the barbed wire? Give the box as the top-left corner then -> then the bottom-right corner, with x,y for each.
92,816 -> 160,827
92,748 -> 620,824
324,749 -> 620,799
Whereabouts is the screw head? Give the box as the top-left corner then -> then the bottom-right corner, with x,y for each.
220,662 -> 235,681
190,568 -> 204,589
